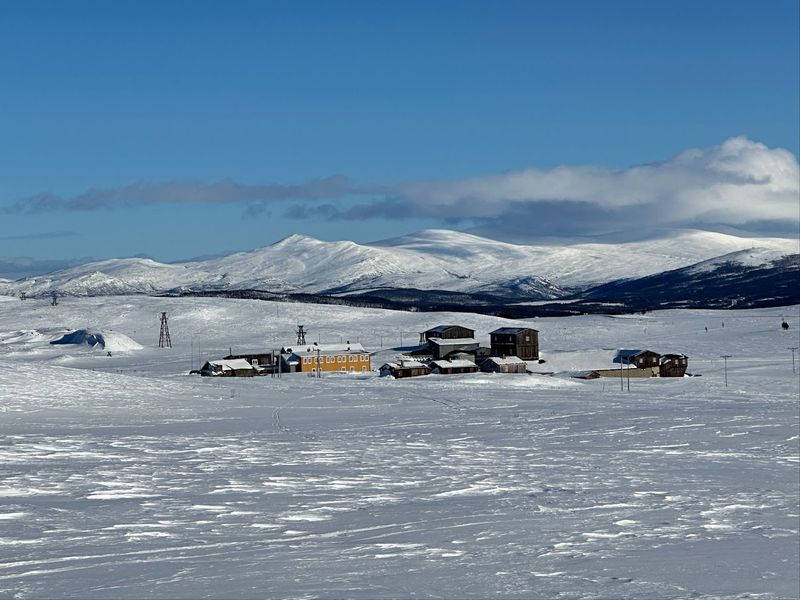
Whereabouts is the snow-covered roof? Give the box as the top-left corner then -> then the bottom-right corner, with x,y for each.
491,327 -> 536,335
282,342 -> 366,355
381,359 -> 429,370
205,359 -> 256,371
428,337 -> 478,346
485,356 -> 526,365
431,359 -> 477,369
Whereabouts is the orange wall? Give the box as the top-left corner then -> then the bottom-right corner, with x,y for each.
298,353 -> 371,372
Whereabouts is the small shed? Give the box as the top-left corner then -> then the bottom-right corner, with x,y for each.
430,359 -> 479,375
614,349 -> 661,369
379,359 -> 431,379
200,359 -> 258,377
480,356 -> 528,374
659,354 -> 688,377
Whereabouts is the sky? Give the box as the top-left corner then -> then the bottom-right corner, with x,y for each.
0,0 -> 798,277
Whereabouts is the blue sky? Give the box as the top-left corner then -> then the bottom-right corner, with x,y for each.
1,0 -> 798,275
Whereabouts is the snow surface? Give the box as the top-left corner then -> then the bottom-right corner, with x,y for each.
1,228 -> 796,298
0,295 -> 798,598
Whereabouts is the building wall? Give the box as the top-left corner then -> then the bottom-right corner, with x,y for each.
298,353 -> 371,373
490,330 -> 539,360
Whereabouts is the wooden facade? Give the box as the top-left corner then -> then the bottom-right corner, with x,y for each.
423,325 -> 476,343
659,354 -> 688,377
224,352 -> 275,367
282,343 -> 371,374
614,349 -> 661,369
200,359 -> 258,377
379,360 -> 431,378
490,327 -> 539,360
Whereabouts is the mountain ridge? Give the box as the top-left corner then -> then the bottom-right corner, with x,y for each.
1,228 -> 797,303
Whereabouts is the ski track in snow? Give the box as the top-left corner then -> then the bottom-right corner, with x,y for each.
0,296 -> 798,599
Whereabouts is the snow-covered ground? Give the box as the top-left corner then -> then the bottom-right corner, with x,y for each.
0,295 -> 798,599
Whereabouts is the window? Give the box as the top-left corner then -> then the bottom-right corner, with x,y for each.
349,355 -> 355,362
349,366 -> 354,373
340,367 -> 346,372
337,356 -> 344,363
252,359 -> 259,366
524,336 -> 530,342
361,366 -> 367,372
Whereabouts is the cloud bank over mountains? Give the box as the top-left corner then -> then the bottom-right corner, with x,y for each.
5,137 -> 798,237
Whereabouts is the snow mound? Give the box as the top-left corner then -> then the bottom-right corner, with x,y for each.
49,329 -> 143,352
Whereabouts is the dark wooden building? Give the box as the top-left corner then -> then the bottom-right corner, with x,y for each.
224,352 -> 275,367
659,354 -> 688,377
490,327 -> 539,360
379,359 -> 431,379
614,349 -> 661,369
422,325 -> 475,343
200,359 -> 258,377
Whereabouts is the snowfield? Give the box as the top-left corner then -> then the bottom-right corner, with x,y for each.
0,295 -> 798,599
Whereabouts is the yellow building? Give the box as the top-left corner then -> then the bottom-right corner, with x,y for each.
281,342 -> 371,374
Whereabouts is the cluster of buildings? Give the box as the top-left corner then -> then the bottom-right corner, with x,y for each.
379,324 -> 540,378
195,323 -> 688,380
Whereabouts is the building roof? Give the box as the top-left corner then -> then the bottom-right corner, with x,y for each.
281,342 -> 367,355
205,359 -> 256,371
490,327 -> 537,335
431,359 -> 478,369
428,337 -> 478,346
485,356 -> 527,365
613,349 -> 660,363
381,359 -> 429,370
426,325 -> 474,334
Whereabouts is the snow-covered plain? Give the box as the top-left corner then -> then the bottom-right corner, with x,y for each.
0,295 -> 798,599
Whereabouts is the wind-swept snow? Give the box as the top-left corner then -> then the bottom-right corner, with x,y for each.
0,295 -> 797,598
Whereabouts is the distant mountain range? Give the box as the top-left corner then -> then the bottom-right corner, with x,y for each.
1,228 -> 797,312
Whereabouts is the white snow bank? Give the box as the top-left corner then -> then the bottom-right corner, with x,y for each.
49,329 -> 143,352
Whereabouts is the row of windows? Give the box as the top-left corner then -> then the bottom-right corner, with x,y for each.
302,354 -> 370,365
311,366 -> 367,373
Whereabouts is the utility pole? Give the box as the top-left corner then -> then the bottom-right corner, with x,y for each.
620,357 -> 624,392
626,357 -> 631,392
720,355 -> 732,387
316,347 -> 322,378
789,347 -> 798,374
158,312 -> 172,348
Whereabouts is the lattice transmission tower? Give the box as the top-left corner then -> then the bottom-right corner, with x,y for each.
159,312 -> 172,348
296,325 -> 306,345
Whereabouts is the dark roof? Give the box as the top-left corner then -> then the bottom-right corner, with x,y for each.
613,349 -> 661,363
426,325 -> 470,334
491,327 -> 537,335
661,353 -> 687,359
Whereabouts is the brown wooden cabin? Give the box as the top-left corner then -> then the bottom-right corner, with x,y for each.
224,352 -> 275,367
480,356 -> 528,374
614,349 -> 661,369
200,359 -> 258,377
490,327 -> 539,360
379,360 -> 431,379
659,354 -> 688,377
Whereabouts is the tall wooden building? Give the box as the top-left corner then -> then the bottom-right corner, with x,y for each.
422,325 -> 476,343
490,327 -> 539,360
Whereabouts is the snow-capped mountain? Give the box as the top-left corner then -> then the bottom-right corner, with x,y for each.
1,228 -> 797,300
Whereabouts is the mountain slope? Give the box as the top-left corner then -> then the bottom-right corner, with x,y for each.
0,228 -> 796,301
581,249 -> 800,309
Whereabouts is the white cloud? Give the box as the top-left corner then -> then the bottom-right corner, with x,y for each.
393,137 -> 799,227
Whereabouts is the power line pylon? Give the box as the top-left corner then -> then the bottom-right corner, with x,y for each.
296,325 -> 306,345
159,312 -> 172,348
